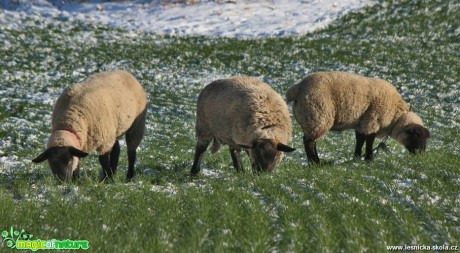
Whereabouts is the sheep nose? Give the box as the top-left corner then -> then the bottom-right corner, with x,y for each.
55,170 -> 73,182
412,148 -> 424,155
408,148 -> 417,155
264,161 -> 276,172
421,143 -> 427,152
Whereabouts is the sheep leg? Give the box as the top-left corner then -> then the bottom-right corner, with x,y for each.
125,109 -> 146,181
126,150 -> 136,181
99,153 -> 113,181
191,141 -> 210,176
244,149 -> 258,172
364,133 -> 377,161
229,147 -> 244,172
110,140 -> 120,176
303,135 -> 320,164
354,131 -> 366,158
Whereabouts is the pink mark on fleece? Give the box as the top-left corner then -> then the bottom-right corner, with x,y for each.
56,129 -> 82,149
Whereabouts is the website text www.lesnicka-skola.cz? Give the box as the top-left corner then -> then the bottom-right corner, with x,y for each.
387,244 -> 458,251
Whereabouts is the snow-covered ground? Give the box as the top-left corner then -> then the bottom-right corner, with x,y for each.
1,0 -> 375,37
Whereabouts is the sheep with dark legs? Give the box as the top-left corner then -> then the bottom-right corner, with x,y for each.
33,70 -> 147,181
191,76 -> 295,175
286,71 -> 430,164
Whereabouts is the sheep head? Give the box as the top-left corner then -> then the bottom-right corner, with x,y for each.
395,124 -> 431,154
392,112 -> 430,155
240,139 -> 295,172
32,147 -> 88,181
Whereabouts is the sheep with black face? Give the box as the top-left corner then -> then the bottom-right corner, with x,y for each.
286,71 -> 430,164
191,76 -> 295,175
33,70 -> 147,181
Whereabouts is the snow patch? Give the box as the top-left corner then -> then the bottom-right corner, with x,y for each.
1,0 -> 376,38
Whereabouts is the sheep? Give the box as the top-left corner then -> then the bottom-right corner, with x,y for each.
191,76 -> 296,175
286,71 -> 430,163
32,70 -> 147,181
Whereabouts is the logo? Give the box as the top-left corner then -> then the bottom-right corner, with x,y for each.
1,227 -> 33,249
1,227 -> 89,251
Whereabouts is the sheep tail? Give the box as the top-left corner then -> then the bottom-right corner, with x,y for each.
285,83 -> 301,103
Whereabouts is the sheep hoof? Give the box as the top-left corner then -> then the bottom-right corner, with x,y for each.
125,176 -> 135,183
353,155 -> 363,161
364,156 -> 374,162
190,172 -> 200,179
99,171 -> 114,183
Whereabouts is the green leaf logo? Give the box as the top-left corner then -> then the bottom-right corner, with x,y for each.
1,227 -> 33,249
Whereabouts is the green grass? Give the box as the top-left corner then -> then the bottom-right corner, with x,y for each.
1,0 -> 459,252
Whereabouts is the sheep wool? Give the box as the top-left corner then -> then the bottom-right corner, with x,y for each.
51,70 -> 147,155
191,76 -> 295,174
286,71 -> 430,163
33,70 -> 147,181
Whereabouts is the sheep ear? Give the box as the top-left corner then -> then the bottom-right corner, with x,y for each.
414,126 -> 431,138
405,125 -> 430,138
425,128 -> 431,138
69,147 -> 89,158
32,150 -> 51,163
405,128 -> 415,134
276,143 -> 296,152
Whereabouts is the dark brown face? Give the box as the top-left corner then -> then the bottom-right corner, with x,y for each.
402,125 -> 431,154
250,139 -> 296,172
47,147 -> 75,181
252,140 -> 279,172
32,147 -> 88,181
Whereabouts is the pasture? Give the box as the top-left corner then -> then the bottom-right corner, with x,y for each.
1,0 -> 459,252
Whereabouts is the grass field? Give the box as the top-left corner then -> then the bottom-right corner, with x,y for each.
1,0 -> 459,252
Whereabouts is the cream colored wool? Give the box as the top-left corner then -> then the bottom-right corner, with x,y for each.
286,71 -> 425,145
196,75 -> 292,162
47,130 -> 80,149
48,70 -> 147,155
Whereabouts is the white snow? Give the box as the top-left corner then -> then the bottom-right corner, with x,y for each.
1,0 -> 375,38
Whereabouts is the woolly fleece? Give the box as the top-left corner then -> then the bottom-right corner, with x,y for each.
286,71 -> 424,142
196,76 -> 292,158
48,70 -> 147,155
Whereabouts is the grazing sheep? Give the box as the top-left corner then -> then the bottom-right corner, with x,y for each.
32,70 -> 147,181
191,76 -> 296,175
286,71 -> 430,163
